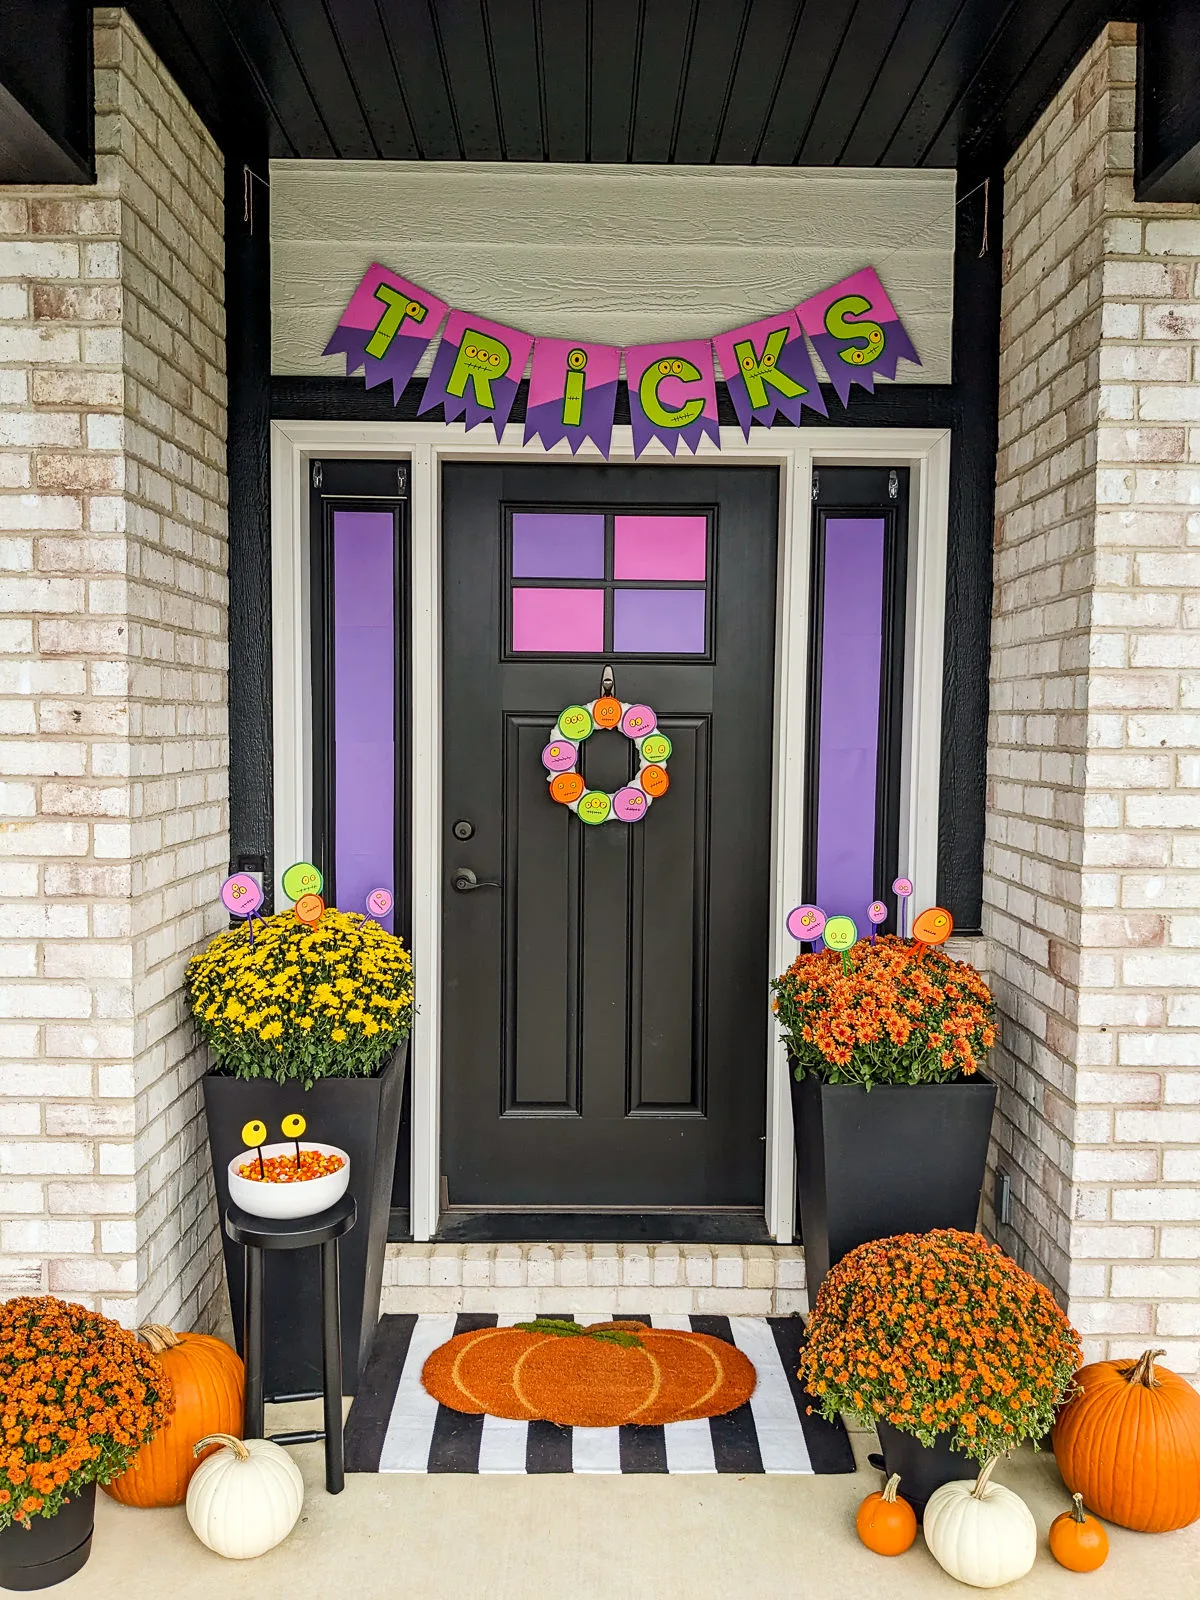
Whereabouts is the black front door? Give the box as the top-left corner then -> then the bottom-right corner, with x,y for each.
442,463 -> 778,1210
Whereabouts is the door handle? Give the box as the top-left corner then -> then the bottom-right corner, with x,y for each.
451,867 -> 501,893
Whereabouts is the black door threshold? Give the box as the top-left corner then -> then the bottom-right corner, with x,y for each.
428,1209 -> 772,1245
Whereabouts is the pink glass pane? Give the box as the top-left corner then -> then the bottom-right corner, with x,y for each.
613,588 -> 705,654
613,515 -> 707,581
512,587 -> 605,653
512,513 -> 605,578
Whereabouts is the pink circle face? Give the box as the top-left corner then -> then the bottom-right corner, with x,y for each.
542,739 -> 578,773
867,901 -> 888,925
366,887 -> 393,918
613,786 -> 650,822
892,877 -> 914,898
221,873 -> 263,917
620,704 -> 657,739
786,904 -> 826,941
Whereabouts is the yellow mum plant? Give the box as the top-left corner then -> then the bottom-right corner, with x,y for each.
186,909 -> 414,1088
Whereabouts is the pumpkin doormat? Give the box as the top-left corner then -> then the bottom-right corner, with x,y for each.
422,1318 -> 757,1427
345,1313 -> 854,1475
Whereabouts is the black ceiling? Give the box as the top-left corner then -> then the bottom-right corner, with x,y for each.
125,0 -> 1140,175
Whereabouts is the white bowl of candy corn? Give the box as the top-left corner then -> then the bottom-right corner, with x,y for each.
228,1141 -> 350,1220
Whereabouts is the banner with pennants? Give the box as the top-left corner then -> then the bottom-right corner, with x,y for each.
323,262 -> 921,457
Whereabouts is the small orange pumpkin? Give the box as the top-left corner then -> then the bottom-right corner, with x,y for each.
856,1472 -> 917,1555
1053,1347 -> 1200,1532
1049,1493 -> 1109,1572
104,1324 -> 244,1507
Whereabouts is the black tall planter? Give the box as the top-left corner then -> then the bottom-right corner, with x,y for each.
0,1484 -> 95,1591
790,1065 -> 996,1306
874,1422 -> 970,1520
204,1040 -> 407,1399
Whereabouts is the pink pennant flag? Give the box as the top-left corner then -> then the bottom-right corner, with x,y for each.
524,339 -> 621,456
322,264 -> 448,406
625,341 -> 720,458
796,266 -> 920,405
418,310 -> 534,439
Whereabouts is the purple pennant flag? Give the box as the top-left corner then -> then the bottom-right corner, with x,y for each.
418,309 -> 533,440
524,339 -> 621,457
321,263 -> 448,406
796,266 -> 921,406
713,310 -> 827,438
625,341 -> 721,459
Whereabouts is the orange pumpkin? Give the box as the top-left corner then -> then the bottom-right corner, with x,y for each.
1053,1347 -> 1200,1532
1049,1494 -> 1109,1572
104,1324 -> 244,1507
856,1472 -> 917,1556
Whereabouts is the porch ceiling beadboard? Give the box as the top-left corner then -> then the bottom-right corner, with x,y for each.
269,161 -> 955,382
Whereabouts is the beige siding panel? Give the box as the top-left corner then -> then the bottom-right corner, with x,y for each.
270,161 -> 955,383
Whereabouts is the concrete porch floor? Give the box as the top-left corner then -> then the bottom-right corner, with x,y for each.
52,1401 -> 1200,1599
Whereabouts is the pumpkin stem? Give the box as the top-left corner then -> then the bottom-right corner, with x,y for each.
1128,1348 -> 1166,1389
971,1454 -> 1003,1499
881,1472 -> 902,1504
137,1323 -> 183,1353
193,1433 -> 249,1462
1070,1493 -> 1087,1524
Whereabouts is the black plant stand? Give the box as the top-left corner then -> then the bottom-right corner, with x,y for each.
225,1194 -> 357,1493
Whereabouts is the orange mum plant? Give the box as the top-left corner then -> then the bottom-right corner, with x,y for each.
798,1231 -> 1081,1464
771,933 -> 996,1086
0,1297 -> 173,1531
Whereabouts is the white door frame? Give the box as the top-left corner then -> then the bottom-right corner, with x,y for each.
270,419 -> 951,1241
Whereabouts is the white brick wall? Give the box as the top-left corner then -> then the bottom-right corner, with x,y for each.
986,22 -> 1200,1375
0,11 -> 228,1330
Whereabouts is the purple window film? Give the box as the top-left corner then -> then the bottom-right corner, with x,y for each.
512,512 -> 605,578
613,515 -> 707,581
512,586 -> 605,653
613,588 -> 706,654
815,517 -> 885,920
333,510 -> 395,932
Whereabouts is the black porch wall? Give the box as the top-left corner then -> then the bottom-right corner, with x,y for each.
225,145 -> 275,905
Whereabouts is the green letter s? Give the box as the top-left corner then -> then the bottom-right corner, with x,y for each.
823,294 -> 886,368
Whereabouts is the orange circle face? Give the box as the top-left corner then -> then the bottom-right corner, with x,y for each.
593,696 -> 622,729
294,893 -> 325,925
640,764 -> 669,799
549,771 -> 585,805
912,906 -> 953,945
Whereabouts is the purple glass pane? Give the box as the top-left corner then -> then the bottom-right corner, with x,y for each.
512,513 -> 605,578
333,510 -> 395,932
612,588 -> 705,654
613,515 -> 707,580
512,586 -> 605,652
815,518 -> 885,920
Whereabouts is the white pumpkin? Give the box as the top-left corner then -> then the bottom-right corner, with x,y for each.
185,1432 -> 304,1559
923,1454 -> 1037,1589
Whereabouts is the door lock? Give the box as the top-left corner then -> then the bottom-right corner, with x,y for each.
451,867 -> 500,893
452,819 -> 475,841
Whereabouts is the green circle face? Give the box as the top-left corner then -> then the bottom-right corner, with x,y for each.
282,860 -> 323,901
557,705 -> 593,743
576,790 -> 612,826
822,915 -> 858,952
639,732 -> 672,764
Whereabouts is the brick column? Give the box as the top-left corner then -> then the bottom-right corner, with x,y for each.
0,10 -> 228,1329
986,23 -> 1200,1375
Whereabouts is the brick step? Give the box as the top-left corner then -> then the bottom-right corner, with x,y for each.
381,1241 -> 807,1317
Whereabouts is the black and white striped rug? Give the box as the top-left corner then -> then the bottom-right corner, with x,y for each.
345,1313 -> 854,1475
